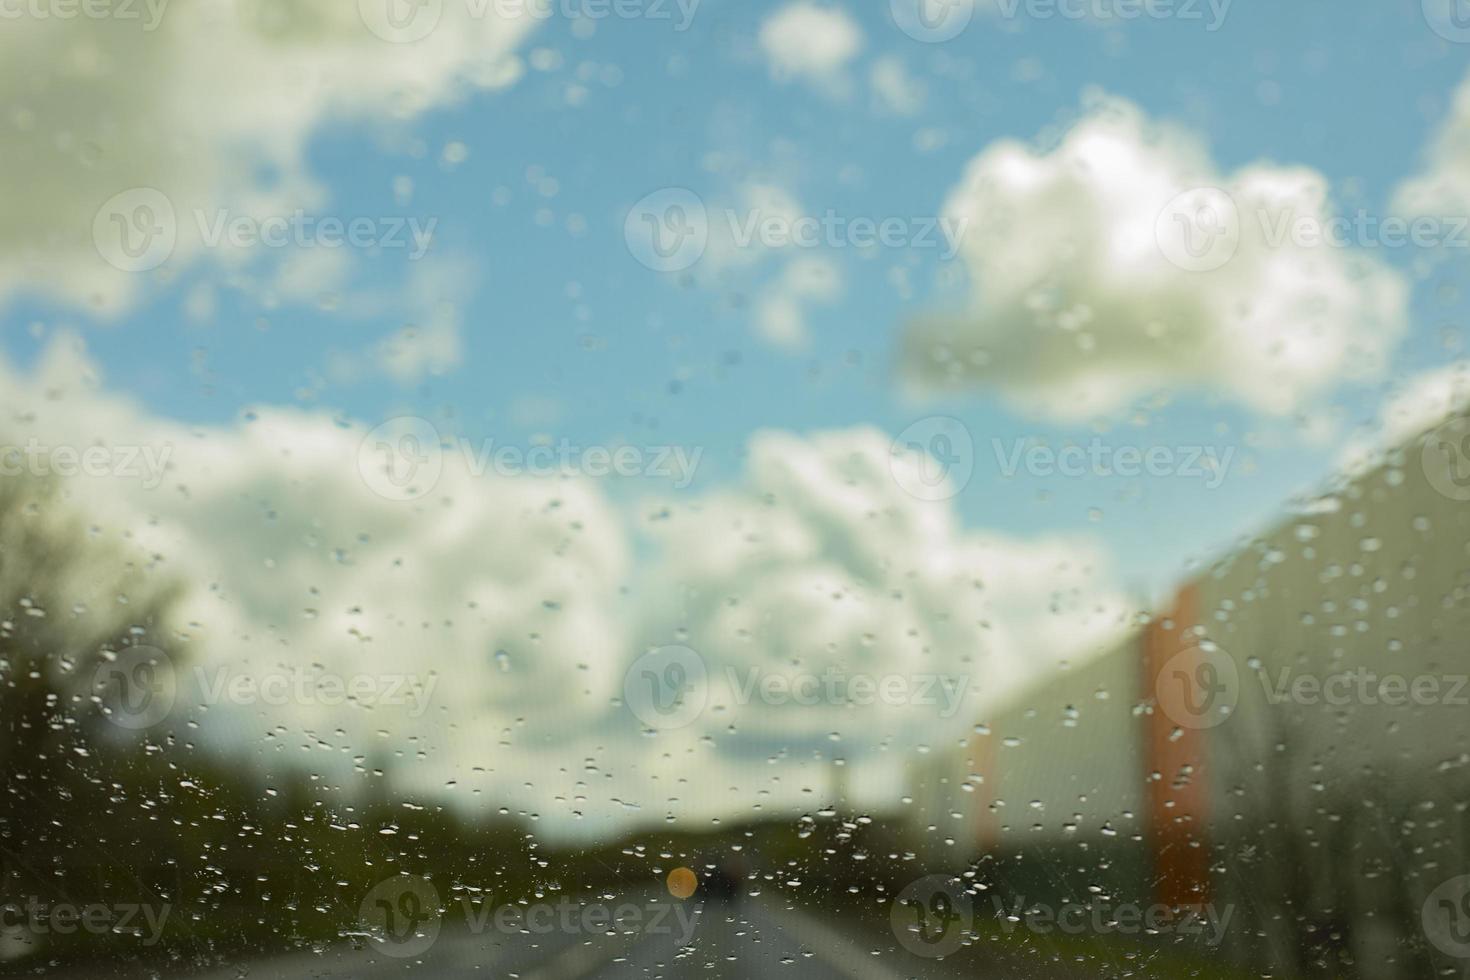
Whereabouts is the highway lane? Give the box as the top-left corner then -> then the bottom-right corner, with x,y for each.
15,889 -> 1110,979
162,894 -> 927,980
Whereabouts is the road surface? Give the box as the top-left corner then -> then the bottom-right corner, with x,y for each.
11,892 -> 1135,979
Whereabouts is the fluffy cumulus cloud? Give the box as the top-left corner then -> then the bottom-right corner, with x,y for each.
0,337 -> 1130,831
1392,71 -> 1470,219
634,428 -> 1132,753
0,0 -> 535,315
754,255 -> 844,349
869,55 -> 925,116
0,335 -> 630,805
898,92 -> 1409,422
758,2 -> 863,95
1338,362 -> 1470,475
693,182 -> 850,349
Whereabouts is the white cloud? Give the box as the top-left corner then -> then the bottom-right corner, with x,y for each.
755,255 -> 845,349
698,182 -> 849,350
758,2 -> 863,95
870,55 -> 925,116
0,338 -> 1130,832
0,334 -> 631,804
1392,71 -> 1470,219
898,91 -> 1409,422
323,254 -> 476,387
702,182 -> 808,273
1338,362 -> 1470,474
0,1 -> 534,315
635,427 -> 1132,749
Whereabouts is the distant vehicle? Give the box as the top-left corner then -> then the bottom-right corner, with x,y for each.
703,853 -> 749,901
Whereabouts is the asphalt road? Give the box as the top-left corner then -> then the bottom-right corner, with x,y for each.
9,890 -> 1129,979
170,894 -> 945,980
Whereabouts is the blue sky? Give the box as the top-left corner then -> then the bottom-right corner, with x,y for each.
6,0 -> 1459,590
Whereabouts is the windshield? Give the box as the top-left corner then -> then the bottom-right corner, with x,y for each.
2,2 -> 1469,978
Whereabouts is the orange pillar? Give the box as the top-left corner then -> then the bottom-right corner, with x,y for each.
1141,582 -> 1213,911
